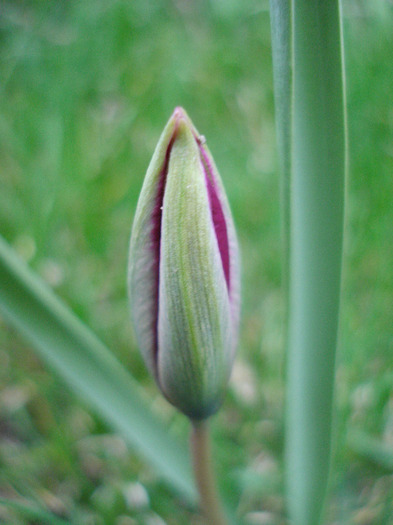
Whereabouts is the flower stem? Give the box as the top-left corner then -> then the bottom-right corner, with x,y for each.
190,420 -> 227,525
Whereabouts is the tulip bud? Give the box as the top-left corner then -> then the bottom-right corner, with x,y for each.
128,107 -> 240,420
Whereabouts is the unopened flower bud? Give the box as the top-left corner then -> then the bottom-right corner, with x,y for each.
128,107 -> 240,420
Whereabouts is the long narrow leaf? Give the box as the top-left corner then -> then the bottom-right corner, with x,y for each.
269,0 -> 292,285
285,2 -> 346,524
0,498 -> 72,525
348,430 -> 393,472
0,235 -> 195,501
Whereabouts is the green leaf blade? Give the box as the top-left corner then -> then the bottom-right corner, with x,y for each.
269,0 -> 292,283
286,2 -> 347,524
270,1 -> 347,523
0,235 -> 195,501
0,498 -> 72,525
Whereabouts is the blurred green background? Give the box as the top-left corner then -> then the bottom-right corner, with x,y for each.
0,1 -> 392,523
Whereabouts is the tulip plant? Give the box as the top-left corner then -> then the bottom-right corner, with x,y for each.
128,107 -> 240,523
0,1 -> 349,524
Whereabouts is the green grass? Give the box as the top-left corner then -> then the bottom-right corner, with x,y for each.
0,1 -> 392,523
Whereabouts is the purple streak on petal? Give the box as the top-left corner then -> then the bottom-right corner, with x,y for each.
149,131 -> 177,375
199,144 -> 231,293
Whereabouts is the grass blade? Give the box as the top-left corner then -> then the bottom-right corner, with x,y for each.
0,235 -> 195,501
269,0 -> 292,283
0,498 -> 72,525
348,430 -> 393,472
284,1 -> 346,524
